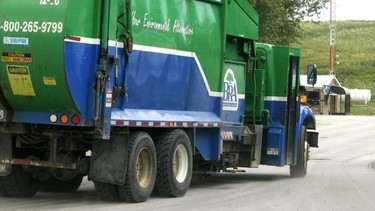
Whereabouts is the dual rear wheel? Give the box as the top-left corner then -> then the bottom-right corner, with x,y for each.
95,129 -> 193,203
155,129 -> 192,197
94,131 -> 156,203
0,163 -> 84,198
0,165 -> 41,198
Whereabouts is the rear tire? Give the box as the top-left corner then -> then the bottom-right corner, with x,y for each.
117,132 -> 156,203
94,181 -> 119,201
290,126 -> 309,177
155,129 -> 192,197
1,165 -> 41,197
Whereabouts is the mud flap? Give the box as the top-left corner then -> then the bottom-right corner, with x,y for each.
0,133 -> 12,176
307,129 -> 319,148
89,134 -> 128,185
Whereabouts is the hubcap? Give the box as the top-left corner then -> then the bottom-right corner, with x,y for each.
136,147 -> 153,188
173,144 -> 189,183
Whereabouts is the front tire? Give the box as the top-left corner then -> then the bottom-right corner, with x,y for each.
290,126 -> 309,177
117,132 -> 156,203
155,129 -> 192,197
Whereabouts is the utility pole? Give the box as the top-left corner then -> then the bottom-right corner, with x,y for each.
329,0 -> 337,75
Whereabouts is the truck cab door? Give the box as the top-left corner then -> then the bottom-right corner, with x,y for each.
286,56 -> 300,163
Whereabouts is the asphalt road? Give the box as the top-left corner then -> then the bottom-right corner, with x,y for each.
1,115 -> 375,211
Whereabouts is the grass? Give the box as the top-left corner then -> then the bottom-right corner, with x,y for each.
292,20 -> 375,115
350,101 -> 375,115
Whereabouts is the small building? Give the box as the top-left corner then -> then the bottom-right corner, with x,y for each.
300,75 -> 350,115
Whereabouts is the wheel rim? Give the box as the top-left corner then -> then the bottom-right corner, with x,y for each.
173,144 -> 189,183
136,147 -> 153,188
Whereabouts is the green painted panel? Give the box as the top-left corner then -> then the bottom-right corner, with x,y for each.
130,0 -> 259,93
0,0 -> 75,112
226,0 -> 258,40
0,0 -> 102,113
131,0 -> 224,92
256,43 -> 301,98
235,0 -> 259,24
245,61 -> 265,122
191,1 -> 224,92
65,0 -> 102,38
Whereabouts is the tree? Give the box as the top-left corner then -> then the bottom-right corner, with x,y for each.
248,0 -> 328,45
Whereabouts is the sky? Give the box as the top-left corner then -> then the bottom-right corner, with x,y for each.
310,0 -> 375,21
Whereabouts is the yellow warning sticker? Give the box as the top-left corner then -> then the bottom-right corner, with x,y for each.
7,65 -> 36,96
43,76 -> 57,86
2,52 -> 32,63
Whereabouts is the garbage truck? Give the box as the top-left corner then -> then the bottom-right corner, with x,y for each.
0,0 -> 318,202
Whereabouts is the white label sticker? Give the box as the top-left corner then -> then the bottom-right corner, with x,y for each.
3,37 -> 29,45
105,89 -> 112,108
267,148 -> 279,155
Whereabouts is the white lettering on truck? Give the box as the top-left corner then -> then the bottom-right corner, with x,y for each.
0,21 -> 64,34
132,11 -> 194,35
